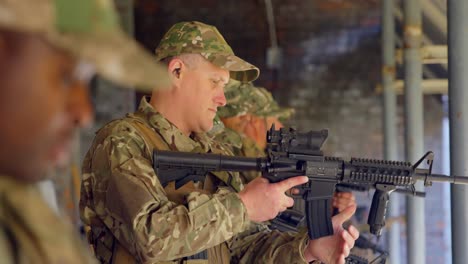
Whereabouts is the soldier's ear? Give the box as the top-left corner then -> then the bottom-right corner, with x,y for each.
167,58 -> 184,87
173,68 -> 181,78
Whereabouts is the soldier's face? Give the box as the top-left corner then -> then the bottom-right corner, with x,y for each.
178,59 -> 228,133
0,32 -> 93,182
221,114 -> 267,148
221,115 -> 252,135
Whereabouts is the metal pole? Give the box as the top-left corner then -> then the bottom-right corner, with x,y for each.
396,45 -> 448,64
420,45 -> 447,64
448,1 -> 468,263
390,79 -> 448,95
403,0 -> 425,263
382,1 -> 400,263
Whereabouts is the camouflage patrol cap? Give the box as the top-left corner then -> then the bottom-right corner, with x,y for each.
218,80 -> 294,121
155,21 -> 260,82
0,0 -> 170,90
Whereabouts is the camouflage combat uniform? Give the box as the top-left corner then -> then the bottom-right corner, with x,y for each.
80,98 -> 310,264
0,176 -> 96,264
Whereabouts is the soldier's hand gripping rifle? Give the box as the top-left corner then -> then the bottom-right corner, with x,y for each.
153,125 -> 468,239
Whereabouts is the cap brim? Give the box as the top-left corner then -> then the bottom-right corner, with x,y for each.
208,54 -> 260,83
50,29 -> 170,91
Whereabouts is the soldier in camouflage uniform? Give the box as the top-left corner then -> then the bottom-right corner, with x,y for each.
0,0 -> 170,263
80,21 -> 359,264
214,80 -> 293,155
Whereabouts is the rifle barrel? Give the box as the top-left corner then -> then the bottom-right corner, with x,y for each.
416,174 -> 468,184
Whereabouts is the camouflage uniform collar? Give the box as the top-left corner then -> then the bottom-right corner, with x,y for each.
137,97 -> 213,153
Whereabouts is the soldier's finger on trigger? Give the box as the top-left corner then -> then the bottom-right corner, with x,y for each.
286,188 -> 298,196
280,176 -> 308,191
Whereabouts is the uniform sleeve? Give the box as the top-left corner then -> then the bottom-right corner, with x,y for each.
229,223 -> 310,264
83,123 -> 251,262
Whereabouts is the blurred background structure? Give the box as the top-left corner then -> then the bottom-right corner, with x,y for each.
44,1 -> 466,263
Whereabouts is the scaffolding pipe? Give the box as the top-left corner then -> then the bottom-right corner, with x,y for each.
421,45 -> 448,64
448,1 -> 468,263
389,79 -> 448,95
403,1 -> 426,263
396,45 -> 448,64
422,0 -> 447,38
375,79 -> 448,95
382,1 -> 400,263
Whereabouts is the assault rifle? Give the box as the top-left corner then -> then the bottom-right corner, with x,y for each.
152,125 -> 468,239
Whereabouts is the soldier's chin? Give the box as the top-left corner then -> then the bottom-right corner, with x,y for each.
195,121 -> 214,133
204,122 -> 214,132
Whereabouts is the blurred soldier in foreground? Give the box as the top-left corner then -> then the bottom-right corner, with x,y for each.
0,0 -> 169,263
80,20 -> 358,264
